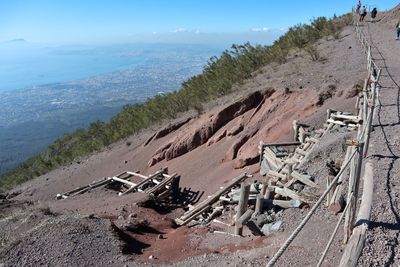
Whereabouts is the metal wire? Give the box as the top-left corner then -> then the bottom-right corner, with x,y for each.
266,150 -> 357,267
316,192 -> 353,267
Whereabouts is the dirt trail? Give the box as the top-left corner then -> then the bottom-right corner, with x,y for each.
357,16 -> 400,266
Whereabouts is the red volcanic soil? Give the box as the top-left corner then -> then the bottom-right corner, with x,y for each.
1,25 -> 371,267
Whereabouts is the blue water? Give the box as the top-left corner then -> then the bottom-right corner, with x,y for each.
0,43 -> 147,92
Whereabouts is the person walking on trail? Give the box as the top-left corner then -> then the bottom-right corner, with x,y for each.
371,8 -> 378,21
396,21 -> 400,40
356,1 -> 361,14
359,6 -> 367,22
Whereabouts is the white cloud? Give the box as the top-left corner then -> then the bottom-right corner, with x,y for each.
172,28 -> 188,33
251,27 -> 269,32
172,28 -> 202,34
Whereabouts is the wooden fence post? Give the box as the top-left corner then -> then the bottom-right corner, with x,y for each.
344,140 -> 364,243
235,183 -> 250,236
363,81 -> 376,157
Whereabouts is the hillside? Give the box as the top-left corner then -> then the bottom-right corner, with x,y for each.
2,8 -> 398,266
0,15 -> 351,191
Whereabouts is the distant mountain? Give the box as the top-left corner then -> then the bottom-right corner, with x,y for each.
2,38 -> 28,44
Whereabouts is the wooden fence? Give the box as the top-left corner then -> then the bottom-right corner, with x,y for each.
266,19 -> 380,266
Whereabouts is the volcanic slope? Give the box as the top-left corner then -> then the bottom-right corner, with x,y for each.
0,25 -> 369,266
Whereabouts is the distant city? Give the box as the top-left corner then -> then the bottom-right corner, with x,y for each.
0,43 -> 222,175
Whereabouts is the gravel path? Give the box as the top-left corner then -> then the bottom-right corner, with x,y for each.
357,20 -> 400,266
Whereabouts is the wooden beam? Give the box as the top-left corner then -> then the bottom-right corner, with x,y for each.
267,170 -> 287,180
119,169 -> 165,196
271,199 -> 302,209
330,146 -> 352,214
110,176 -> 136,187
263,141 -> 301,147
291,171 -> 319,188
255,194 -> 264,214
274,187 -> 309,203
339,163 -> 373,267
237,209 -> 254,225
331,113 -> 362,123
147,173 -> 177,195
327,119 -> 347,126
344,141 -> 364,243
177,173 -> 250,224
235,184 -> 251,236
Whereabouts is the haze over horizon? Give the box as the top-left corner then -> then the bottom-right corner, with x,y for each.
1,0 -> 398,45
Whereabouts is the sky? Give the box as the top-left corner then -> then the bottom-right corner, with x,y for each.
0,0 -> 399,44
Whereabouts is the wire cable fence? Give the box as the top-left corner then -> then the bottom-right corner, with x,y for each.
265,12 -> 380,267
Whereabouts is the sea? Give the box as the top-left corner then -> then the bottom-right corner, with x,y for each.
0,42 -> 149,92
0,41 -> 222,175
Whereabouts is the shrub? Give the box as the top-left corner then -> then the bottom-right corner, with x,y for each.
304,44 -> 321,61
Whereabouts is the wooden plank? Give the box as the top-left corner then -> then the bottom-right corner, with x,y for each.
331,113 -> 362,123
291,171 -> 318,188
179,173 -> 250,222
126,171 -> 149,179
267,170 -> 287,180
271,199 -> 302,209
237,209 -> 254,225
344,142 -> 364,243
255,194 -> 264,214
263,141 -> 301,147
327,119 -> 347,126
147,173 -> 177,195
246,221 -> 264,236
274,187 -> 309,203
330,146 -> 352,214
235,184 -> 251,236
175,205 -> 211,226
305,137 -> 319,144
295,148 -> 308,156
339,163 -> 373,267
119,170 -> 164,196
110,176 -> 136,187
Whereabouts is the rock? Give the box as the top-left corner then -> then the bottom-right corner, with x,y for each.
255,214 -> 273,227
158,234 -> 164,240
293,183 -> 305,191
227,124 -> 244,136
148,90 -> 273,165
207,129 -> 227,146
271,220 -> 283,231
128,213 -> 137,220
261,220 -> 283,235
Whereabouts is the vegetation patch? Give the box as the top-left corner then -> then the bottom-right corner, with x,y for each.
0,14 -> 352,191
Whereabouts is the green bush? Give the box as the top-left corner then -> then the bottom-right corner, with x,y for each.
0,13 -> 352,191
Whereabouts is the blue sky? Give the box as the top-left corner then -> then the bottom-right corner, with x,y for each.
0,0 -> 398,44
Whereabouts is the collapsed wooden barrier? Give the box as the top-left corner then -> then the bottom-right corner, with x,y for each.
56,168 -> 180,201
258,109 -> 360,208
174,173 -> 251,226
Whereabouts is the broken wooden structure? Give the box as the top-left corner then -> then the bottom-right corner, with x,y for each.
259,109 -> 361,209
56,168 -> 180,202
174,173 -> 251,226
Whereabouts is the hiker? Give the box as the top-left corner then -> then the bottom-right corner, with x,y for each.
371,8 -> 378,21
356,1 -> 361,14
396,21 -> 400,40
359,6 -> 367,22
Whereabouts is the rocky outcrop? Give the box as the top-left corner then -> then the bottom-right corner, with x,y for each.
147,89 -> 275,166
144,117 -> 192,147
207,129 -> 227,146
